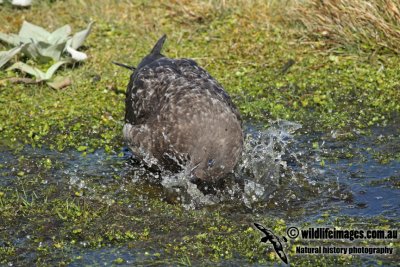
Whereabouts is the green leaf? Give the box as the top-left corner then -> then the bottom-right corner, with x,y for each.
7,60 -> 68,81
36,41 -> 67,61
0,32 -> 24,46
20,41 -> 66,63
0,21 -> 93,79
21,43 -> 43,61
7,61 -> 46,80
18,21 -> 50,42
48,25 -> 72,45
0,44 -> 27,68
68,22 -> 94,49
44,60 -> 68,80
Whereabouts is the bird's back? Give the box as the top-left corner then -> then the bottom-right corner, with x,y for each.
123,35 -> 243,181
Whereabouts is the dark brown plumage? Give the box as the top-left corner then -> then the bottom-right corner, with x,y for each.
122,35 -> 243,181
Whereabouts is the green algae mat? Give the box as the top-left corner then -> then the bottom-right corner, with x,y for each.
0,1 -> 399,266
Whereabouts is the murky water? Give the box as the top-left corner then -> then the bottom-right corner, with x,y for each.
0,120 -> 399,265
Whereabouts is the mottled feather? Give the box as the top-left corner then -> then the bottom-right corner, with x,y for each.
122,35 -> 243,181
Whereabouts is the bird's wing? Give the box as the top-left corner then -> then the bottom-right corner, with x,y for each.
255,223 -> 288,264
125,58 -> 180,124
254,222 -> 267,232
254,223 -> 274,238
274,246 -> 288,264
175,59 -> 242,121
126,57 -> 241,125
270,236 -> 288,264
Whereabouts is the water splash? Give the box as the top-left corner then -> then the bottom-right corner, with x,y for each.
161,172 -> 217,209
238,120 -> 303,207
155,120 -> 322,210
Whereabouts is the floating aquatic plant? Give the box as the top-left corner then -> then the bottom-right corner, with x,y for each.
0,21 -> 93,88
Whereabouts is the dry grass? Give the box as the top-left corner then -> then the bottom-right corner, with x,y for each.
294,0 -> 400,54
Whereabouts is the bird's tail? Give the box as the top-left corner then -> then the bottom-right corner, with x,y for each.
112,61 -> 136,71
150,34 -> 167,55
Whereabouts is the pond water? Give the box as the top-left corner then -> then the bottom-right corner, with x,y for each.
0,120 -> 399,266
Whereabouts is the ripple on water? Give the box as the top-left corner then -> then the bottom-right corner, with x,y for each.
0,120 -> 399,218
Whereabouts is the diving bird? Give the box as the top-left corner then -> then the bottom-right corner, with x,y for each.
118,35 -> 243,181
254,223 -> 288,264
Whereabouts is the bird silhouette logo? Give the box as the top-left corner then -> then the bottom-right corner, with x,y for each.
253,223 -> 289,265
